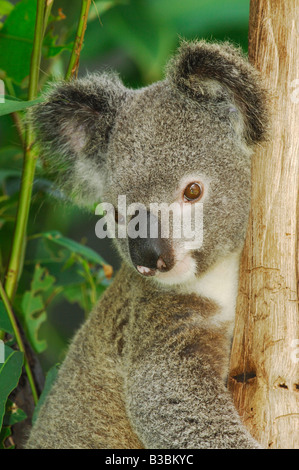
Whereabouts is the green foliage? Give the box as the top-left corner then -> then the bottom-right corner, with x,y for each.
0,0 -> 36,85
0,0 -> 114,447
39,230 -> 107,266
42,11 -> 74,58
79,0 -> 249,85
3,399 -> 27,426
16,264 -> 55,353
0,95 -> 44,116
0,0 -> 250,448
0,345 -> 24,429
0,425 -> 13,449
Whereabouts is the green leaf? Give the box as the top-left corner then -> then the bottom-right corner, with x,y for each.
32,363 -> 59,425
3,399 -> 27,426
0,95 -> 43,116
20,292 -> 47,353
0,300 -> 13,335
0,344 -> 24,429
0,0 -> 37,84
42,29 -> 73,59
43,42 -> 73,58
31,264 -> 55,292
0,425 -> 13,449
17,264 -> 55,354
40,231 -> 107,266
62,284 -> 84,306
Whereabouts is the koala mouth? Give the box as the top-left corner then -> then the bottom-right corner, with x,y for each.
136,266 -> 156,277
136,254 -> 196,287
136,257 -> 167,277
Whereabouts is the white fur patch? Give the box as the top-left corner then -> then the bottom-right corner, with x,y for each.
73,159 -> 103,205
181,250 -> 242,333
155,254 -> 197,286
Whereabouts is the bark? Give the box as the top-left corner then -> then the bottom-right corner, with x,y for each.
229,0 -> 299,449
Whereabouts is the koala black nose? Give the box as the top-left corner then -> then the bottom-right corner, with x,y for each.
128,210 -> 174,277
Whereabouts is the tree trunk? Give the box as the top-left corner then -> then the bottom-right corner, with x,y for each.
228,0 -> 299,449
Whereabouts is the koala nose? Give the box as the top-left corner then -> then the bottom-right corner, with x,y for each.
128,211 -> 174,276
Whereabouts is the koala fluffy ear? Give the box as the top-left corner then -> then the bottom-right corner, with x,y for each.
166,40 -> 268,145
31,73 -> 128,206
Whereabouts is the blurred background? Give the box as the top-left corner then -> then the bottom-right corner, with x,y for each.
0,0 -> 250,372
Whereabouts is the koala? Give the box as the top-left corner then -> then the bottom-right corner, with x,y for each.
25,40 -> 268,449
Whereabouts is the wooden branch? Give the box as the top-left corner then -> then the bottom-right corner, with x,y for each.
229,0 -> 299,449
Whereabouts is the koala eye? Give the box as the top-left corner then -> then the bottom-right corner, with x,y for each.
114,209 -> 125,225
183,182 -> 203,202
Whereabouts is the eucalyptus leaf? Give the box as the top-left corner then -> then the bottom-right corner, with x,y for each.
0,96 -> 43,116
3,399 -> 27,426
40,231 -> 107,266
0,0 -> 37,84
42,29 -> 73,59
17,264 -> 55,354
20,292 -> 47,353
0,425 -> 13,449
0,345 -> 24,429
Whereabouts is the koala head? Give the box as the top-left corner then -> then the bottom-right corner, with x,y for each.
32,40 -> 268,286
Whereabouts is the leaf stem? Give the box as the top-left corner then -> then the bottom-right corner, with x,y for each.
43,0 -> 54,37
65,0 -> 91,81
27,3 -> 46,102
0,280 -> 38,404
4,0 -> 46,302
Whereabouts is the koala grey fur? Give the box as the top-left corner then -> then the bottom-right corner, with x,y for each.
25,40 -> 268,449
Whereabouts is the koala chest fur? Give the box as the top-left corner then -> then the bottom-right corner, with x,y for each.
182,250 -> 242,334
25,40 -> 268,449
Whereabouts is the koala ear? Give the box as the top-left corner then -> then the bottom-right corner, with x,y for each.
166,40 -> 268,145
31,73 -> 128,206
